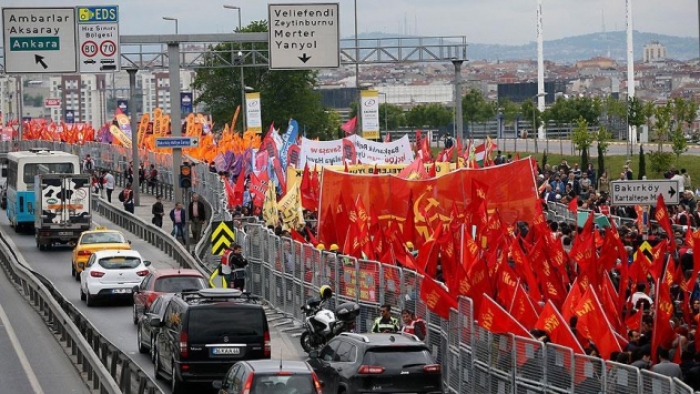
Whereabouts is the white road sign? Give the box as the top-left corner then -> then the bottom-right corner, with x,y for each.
610,180 -> 682,206
2,7 -> 78,73
268,3 -> 340,70
76,6 -> 120,73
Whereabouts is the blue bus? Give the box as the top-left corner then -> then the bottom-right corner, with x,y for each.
6,150 -> 80,231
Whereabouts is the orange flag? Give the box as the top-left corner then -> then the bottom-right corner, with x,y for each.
477,294 -> 532,338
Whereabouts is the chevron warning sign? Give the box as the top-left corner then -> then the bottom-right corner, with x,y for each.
211,221 -> 235,255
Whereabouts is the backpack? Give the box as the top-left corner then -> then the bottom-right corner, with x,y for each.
118,190 -> 125,202
84,159 -> 93,172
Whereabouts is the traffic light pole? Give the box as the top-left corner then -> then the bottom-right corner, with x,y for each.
126,67 -> 140,206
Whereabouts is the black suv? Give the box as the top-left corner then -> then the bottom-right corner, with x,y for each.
308,332 -> 442,394
150,288 -> 271,394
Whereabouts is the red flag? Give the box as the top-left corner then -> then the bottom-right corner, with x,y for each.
477,294 -> 532,338
290,229 -> 308,244
249,171 -> 269,208
384,131 -> 391,142
514,152 -> 520,161
652,279 -> 677,363
398,158 -> 428,180
494,263 -> 519,309
685,230 -> 700,292
232,170 -> 246,206
428,162 -> 437,178
655,194 -> 677,252
403,190 -> 416,246
535,300 -> 585,354
509,282 -> 540,330
300,163 -> 318,211
419,275 -> 457,319
224,177 -> 237,209
568,197 -> 578,213
341,116 -> 357,135
344,161 -> 349,173
574,286 -> 622,359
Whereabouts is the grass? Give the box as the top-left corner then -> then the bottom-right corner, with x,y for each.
430,146 -> 700,189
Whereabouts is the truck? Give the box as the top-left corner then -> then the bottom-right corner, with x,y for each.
34,173 -> 92,250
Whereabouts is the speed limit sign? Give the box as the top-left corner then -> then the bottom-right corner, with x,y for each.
81,40 -> 98,58
76,5 -> 121,73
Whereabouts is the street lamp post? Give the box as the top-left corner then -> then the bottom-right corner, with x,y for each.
162,16 -> 178,34
354,0 -> 362,134
223,5 -> 246,132
531,92 -> 547,154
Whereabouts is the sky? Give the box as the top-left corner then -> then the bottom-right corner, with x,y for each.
0,0 -> 698,45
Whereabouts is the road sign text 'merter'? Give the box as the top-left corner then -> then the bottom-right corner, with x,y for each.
268,3 -> 340,69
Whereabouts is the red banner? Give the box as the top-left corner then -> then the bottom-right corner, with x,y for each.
318,158 -> 539,247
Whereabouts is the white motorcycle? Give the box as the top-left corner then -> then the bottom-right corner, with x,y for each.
300,299 -> 360,353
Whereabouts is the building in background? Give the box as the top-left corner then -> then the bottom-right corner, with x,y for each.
140,70 -> 195,115
643,40 -> 667,63
49,74 -> 107,125
0,76 -> 20,124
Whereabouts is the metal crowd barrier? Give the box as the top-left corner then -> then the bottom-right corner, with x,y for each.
227,222 -> 699,394
0,224 -> 151,394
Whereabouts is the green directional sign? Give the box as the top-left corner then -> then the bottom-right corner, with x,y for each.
9,37 -> 60,51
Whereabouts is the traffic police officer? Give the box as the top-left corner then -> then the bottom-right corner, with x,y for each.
372,304 -> 400,333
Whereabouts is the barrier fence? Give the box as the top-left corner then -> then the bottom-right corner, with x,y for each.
232,222 -> 699,394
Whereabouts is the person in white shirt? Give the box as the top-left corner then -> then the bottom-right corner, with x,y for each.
102,170 -> 115,203
629,282 -> 653,310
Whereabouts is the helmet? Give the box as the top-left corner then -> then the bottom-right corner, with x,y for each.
329,244 -> 339,252
406,242 -> 414,250
319,285 -> 333,300
317,243 -> 325,251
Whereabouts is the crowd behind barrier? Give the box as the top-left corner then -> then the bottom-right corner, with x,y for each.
3,141 -> 698,393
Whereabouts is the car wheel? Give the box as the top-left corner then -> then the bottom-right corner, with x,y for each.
71,263 -> 76,279
171,362 -> 185,394
153,348 -> 163,380
74,269 -> 80,281
137,326 -> 147,354
80,286 -> 86,301
85,289 -> 95,307
132,304 -> 139,325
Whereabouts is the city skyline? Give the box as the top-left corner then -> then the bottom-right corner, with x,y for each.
0,0 -> 698,46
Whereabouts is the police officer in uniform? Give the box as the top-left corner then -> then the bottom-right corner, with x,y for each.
372,304 -> 400,333
230,243 -> 248,291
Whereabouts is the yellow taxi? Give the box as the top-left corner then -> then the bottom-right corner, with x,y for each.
71,227 -> 132,280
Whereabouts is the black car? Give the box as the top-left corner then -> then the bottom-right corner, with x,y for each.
308,332 -> 442,394
137,293 -> 172,363
213,359 -> 323,394
150,288 -> 270,394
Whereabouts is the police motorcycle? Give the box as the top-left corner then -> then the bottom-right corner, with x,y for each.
300,285 -> 360,353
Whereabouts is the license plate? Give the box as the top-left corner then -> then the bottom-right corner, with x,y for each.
58,231 -> 73,236
212,347 -> 240,355
112,289 -> 131,294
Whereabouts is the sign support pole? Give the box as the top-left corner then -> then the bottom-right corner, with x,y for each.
127,67 -> 140,206
169,41 -> 183,204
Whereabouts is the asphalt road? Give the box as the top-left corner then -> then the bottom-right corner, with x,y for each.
0,247 -> 90,394
3,211 -> 307,394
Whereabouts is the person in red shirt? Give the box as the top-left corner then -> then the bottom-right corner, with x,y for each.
400,309 -> 426,341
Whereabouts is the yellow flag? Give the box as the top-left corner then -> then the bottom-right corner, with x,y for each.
137,113 -> 150,148
153,108 -> 163,136
263,180 -> 279,228
277,181 -> 302,230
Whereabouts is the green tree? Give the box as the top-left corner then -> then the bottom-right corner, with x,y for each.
499,98 -> 520,129
638,144 -> 646,179
570,96 -> 602,126
541,150 -> 548,167
627,97 -> 646,129
648,102 -> 674,174
462,89 -> 489,134
191,20 -> 336,139
642,100 -> 656,145
405,103 -> 452,129
378,103 -> 405,131
520,99 -> 542,133
595,126 -> 613,178
571,117 -> 593,169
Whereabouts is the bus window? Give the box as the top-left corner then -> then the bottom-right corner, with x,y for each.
7,161 -> 17,189
23,163 -> 75,186
1,167 -> 7,178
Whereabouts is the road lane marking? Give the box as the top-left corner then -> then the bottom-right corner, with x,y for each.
0,299 -> 45,394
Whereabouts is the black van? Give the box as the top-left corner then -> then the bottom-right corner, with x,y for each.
150,289 -> 270,394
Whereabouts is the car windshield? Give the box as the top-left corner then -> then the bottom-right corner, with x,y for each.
154,276 -> 206,293
362,347 -> 433,367
81,232 -> 125,244
252,374 -> 314,394
188,307 -> 264,342
98,256 -> 141,269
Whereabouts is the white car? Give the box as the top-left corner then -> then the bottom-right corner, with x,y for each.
80,250 -> 152,307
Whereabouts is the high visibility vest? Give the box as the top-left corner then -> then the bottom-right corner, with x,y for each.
221,250 -> 233,274
401,318 -> 426,339
372,316 -> 399,333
